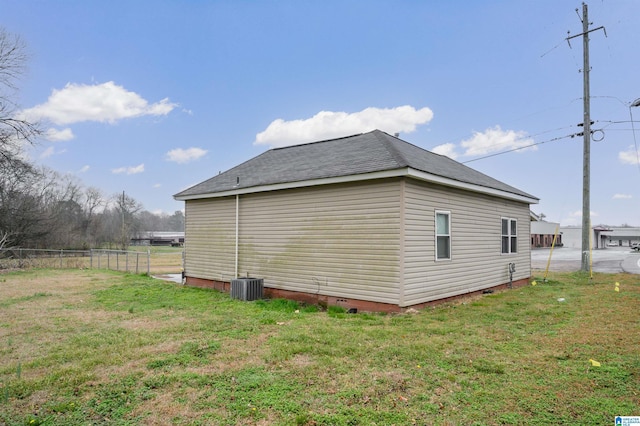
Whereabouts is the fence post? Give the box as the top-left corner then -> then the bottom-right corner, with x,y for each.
126,251 -> 129,273
90,249 -> 93,269
135,252 -> 139,274
60,249 -> 63,268
107,251 -> 110,270
147,250 -> 150,276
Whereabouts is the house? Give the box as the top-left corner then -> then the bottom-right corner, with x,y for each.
530,212 -> 562,248
174,130 -> 538,312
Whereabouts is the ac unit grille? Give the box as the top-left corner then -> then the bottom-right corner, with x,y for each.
230,278 -> 264,301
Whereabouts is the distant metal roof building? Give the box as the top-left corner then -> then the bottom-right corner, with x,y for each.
560,226 -> 640,249
131,231 -> 184,246
602,228 -> 640,239
175,130 -> 537,204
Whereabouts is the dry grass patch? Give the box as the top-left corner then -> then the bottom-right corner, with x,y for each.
129,387 -> 202,425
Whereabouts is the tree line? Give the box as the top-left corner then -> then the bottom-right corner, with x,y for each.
0,166 -> 184,250
0,27 -> 183,250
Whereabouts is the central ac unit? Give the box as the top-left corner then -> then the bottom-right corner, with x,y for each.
230,277 -> 264,301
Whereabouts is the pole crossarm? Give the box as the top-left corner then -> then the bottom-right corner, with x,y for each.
566,25 -> 606,46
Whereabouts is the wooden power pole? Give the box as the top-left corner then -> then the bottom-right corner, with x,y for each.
567,3 -> 605,272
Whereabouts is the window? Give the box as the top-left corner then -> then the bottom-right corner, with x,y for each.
436,211 -> 451,260
502,218 -> 517,254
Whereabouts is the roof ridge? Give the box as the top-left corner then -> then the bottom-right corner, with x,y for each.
371,130 -> 410,168
271,132 -> 364,151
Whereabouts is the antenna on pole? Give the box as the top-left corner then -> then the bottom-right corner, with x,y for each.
566,3 -> 605,273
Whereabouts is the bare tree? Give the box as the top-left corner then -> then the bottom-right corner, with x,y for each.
137,210 -> 163,234
113,192 -> 143,250
167,210 -> 185,231
81,186 -> 105,246
38,171 -> 86,248
0,230 -> 7,249
0,27 -> 41,248
0,28 -> 40,173
0,166 -> 50,247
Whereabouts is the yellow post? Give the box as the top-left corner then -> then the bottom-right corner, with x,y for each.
543,225 -> 560,282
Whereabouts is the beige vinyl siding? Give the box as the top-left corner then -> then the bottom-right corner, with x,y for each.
403,179 -> 531,306
237,179 -> 402,304
184,197 -> 236,282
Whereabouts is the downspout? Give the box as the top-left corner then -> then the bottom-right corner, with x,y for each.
235,194 -> 239,278
398,179 -> 406,307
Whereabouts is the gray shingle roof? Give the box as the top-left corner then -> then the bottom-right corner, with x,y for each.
174,129 -> 537,201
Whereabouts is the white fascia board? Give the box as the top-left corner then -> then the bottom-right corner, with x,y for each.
406,169 -> 539,204
174,167 -> 539,204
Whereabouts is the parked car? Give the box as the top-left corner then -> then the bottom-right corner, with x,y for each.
632,242 -> 640,252
607,241 -> 619,247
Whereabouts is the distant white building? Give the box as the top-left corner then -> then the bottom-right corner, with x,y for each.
601,227 -> 640,247
558,226 -> 640,249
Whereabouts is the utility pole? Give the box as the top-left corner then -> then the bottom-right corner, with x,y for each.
580,3 -> 591,273
567,3 -> 605,272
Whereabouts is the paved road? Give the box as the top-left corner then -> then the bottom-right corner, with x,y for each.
531,246 -> 640,274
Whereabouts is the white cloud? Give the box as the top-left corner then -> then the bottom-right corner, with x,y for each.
40,146 -> 55,159
153,183 -> 162,188
254,105 -> 434,148
431,143 -> 459,160
165,147 -> 208,164
112,163 -> 144,175
461,125 -> 535,157
79,165 -> 90,173
619,146 -> 640,165
39,146 -> 67,159
45,127 -> 74,141
612,193 -> 632,200
20,81 -> 176,125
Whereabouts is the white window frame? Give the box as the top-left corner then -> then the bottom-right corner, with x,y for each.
435,210 -> 451,261
501,217 -> 518,254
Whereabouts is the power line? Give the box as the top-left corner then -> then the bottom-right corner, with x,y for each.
461,133 -> 579,164
459,118 -> 640,164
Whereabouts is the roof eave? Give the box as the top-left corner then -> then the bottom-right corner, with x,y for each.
174,167 -> 539,205
406,169 -> 539,204
173,169 -> 407,201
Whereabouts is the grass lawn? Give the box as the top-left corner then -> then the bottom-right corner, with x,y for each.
0,269 -> 638,425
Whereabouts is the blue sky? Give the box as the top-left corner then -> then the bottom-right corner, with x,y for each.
4,0 -> 640,226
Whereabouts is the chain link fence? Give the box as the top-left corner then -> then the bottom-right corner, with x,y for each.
0,248 -> 151,275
